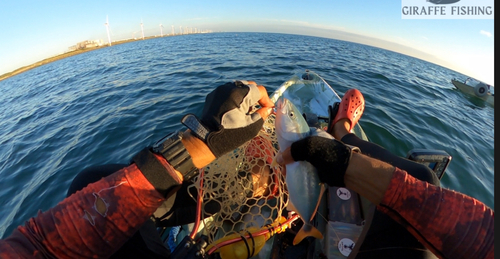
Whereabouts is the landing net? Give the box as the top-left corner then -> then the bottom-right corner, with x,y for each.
187,112 -> 289,244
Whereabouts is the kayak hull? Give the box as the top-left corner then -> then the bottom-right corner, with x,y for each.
267,70 -> 373,259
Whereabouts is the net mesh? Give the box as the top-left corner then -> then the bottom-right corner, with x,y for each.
187,112 -> 289,244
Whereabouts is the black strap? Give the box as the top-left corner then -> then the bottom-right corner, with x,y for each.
245,230 -> 256,257
132,147 -> 182,197
152,131 -> 198,182
234,231 -> 251,258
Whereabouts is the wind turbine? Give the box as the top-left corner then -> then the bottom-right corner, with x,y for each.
141,19 -> 145,40
171,25 -> 174,35
179,25 -> 182,35
104,16 -> 111,46
159,24 -> 164,37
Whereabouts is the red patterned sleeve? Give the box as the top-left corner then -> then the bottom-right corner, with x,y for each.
378,167 -> 494,259
0,164 -> 165,258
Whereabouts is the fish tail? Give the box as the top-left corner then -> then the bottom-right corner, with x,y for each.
292,223 -> 323,245
310,184 -> 326,220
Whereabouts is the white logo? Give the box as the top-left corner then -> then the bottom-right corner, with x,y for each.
401,0 -> 494,19
338,238 -> 355,256
337,187 -> 351,201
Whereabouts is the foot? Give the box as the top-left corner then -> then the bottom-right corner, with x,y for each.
333,119 -> 351,140
328,89 -> 365,139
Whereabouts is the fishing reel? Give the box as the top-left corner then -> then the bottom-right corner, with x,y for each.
169,235 -> 209,259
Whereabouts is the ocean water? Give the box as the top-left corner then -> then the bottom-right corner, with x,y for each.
0,32 -> 494,239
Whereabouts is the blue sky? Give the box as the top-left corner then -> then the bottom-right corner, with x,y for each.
0,0 -> 494,85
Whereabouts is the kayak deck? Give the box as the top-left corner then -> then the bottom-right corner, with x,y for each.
269,70 -> 374,259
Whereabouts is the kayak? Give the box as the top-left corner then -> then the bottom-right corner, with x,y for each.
164,70 -> 451,259
451,78 -> 494,107
267,70 -> 373,258
203,70 -> 374,259
167,70 -> 374,259
269,70 -> 369,140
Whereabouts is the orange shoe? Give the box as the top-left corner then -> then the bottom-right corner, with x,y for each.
330,89 -> 365,132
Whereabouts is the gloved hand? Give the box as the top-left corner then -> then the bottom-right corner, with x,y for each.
277,136 -> 360,187
182,80 -> 274,158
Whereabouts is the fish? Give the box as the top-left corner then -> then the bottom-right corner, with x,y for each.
274,97 -> 325,245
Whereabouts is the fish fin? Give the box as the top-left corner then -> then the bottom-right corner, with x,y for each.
271,155 -> 279,168
287,200 -> 298,212
293,223 -> 323,245
310,184 -> 326,220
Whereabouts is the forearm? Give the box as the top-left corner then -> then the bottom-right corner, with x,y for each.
345,153 -> 495,259
182,130 -> 216,168
344,152 -> 394,205
0,80 -> 269,257
378,168 -> 494,259
0,164 -> 166,258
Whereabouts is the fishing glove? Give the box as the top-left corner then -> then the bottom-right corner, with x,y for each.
290,136 -> 359,187
182,80 -> 269,157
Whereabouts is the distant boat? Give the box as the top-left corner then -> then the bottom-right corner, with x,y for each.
451,77 -> 494,106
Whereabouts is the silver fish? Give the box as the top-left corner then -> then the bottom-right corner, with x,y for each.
274,97 -> 324,245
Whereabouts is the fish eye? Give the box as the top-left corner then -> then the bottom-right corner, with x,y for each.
289,112 -> 295,117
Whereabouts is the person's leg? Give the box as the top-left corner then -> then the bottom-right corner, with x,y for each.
330,90 -> 439,258
341,133 -> 440,186
330,91 -> 439,186
67,164 -> 170,259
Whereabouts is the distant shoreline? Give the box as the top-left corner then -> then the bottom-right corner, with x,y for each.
0,35 -> 178,83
